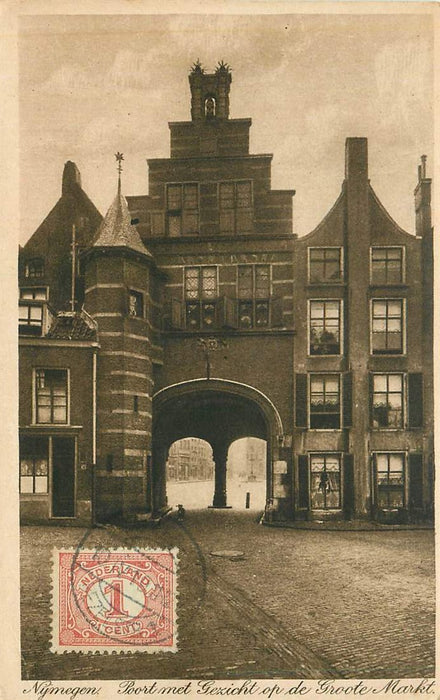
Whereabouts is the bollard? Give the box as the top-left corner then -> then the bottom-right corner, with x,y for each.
245,492 -> 250,509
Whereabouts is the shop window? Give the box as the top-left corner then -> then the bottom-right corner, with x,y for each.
35,369 -> 68,424
184,267 -> 217,329
371,247 -> 404,284
309,300 -> 342,355
310,374 -> 340,429
24,258 -> 44,279
166,183 -> 199,236
308,248 -> 343,284
128,290 -> 144,318
238,265 -> 270,328
310,454 -> 341,509
219,181 -> 253,234
371,299 -> 404,354
374,453 -> 405,509
372,374 -> 403,428
19,436 -> 49,494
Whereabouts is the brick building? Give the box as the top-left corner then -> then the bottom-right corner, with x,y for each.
166,438 -> 214,482
18,62 -> 433,525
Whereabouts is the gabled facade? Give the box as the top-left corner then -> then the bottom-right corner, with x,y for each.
18,63 -> 433,525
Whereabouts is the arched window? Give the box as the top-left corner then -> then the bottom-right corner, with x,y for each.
204,96 -> 216,118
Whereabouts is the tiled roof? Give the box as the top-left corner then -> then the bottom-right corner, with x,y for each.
93,189 -> 151,257
46,311 -> 97,340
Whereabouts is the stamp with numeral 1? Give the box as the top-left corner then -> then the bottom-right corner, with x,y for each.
51,548 -> 178,653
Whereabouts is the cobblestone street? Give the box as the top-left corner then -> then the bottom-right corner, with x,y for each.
20,511 -> 435,680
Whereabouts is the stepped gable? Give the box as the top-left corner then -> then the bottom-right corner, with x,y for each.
92,189 -> 152,257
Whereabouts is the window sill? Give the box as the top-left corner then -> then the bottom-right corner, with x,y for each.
20,493 -> 48,499
369,284 -> 408,290
307,354 -> 343,359
307,429 -> 343,433
307,282 -> 346,288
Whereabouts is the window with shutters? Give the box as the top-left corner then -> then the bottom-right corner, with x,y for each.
34,369 -> 68,424
309,300 -> 342,355
184,267 -> 217,329
309,374 -> 340,429
237,265 -> 270,328
310,454 -> 341,510
308,247 -> 343,283
371,299 -> 405,354
371,247 -> 404,284
219,181 -> 253,234
372,374 -> 404,428
19,435 -> 49,494
166,183 -> 199,236
374,453 -> 405,509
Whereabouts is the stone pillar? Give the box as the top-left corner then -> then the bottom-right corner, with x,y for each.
153,443 -> 168,514
212,442 -> 229,508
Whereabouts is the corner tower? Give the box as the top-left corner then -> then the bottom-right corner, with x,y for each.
84,157 -> 155,522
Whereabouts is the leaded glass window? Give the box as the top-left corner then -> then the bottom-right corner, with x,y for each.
238,265 -> 270,328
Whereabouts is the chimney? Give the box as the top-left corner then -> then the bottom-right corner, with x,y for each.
345,138 -> 368,184
414,155 -> 431,238
62,161 -> 82,196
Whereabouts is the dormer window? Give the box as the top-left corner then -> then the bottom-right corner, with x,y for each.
24,258 -> 44,279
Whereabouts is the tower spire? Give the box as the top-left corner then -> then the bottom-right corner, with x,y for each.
115,152 -> 124,194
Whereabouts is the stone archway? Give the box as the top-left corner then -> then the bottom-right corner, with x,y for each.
152,379 -> 284,513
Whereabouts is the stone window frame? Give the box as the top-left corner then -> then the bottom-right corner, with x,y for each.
308,299 -> 343,356
184,265 -> 219,330
218,180 -> 253,235
308,373 -> 341,430
307,246 -> 344,284
371,373 -> 405,430
166,182 -> 199,237
309,452 -> 342,511
370,298 -> 406,355
370,246 -> 405,285
372,451 -> 406,510
32,368 -> 70,426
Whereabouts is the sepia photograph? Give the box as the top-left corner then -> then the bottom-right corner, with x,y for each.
7,2 -> 436,695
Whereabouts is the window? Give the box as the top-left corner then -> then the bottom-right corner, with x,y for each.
238,265 -> 270,328
19,436 -> 49,494
219,181 -> 253,234
310,454 -> 341,509
309,300 -> 342,355
372,374 -> 403,428
371,299 -> 404,354
35,369 -> 68,424
310,374 -> 340,429
20,288 -> 47,300
371,247 -> 404,284
166,183 -> 199,236
24,258 -> 44,279
19,302 -> 43,336
184,267 -> 217,329
309,248 -> 343,284
374,453 -> 405,509
128,290 -> 144,318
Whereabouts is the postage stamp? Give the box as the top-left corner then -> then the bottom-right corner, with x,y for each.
51,548 -> 178,654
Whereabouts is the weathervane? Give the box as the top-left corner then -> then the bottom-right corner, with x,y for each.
115,152 -> 124,193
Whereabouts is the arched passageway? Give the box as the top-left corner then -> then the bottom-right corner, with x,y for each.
227,438 -> 267,511
152,379 -> 283,513
166,437 -> 215,509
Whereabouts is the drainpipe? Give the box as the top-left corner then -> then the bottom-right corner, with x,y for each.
91,347 -> 97,526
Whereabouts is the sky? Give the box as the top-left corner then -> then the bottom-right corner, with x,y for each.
19,11 -> 433,244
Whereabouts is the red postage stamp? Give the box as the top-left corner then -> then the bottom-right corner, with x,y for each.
51,548 -> 178,653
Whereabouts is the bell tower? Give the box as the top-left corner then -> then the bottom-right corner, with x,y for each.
189,60 -> 232,121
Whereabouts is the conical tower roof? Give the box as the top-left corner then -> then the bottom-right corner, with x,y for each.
93,189 -> 151,257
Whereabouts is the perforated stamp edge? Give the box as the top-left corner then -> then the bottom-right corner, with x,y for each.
50,547 -> 179,654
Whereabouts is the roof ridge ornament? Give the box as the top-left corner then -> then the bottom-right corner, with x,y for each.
190,59 -> 204,75
115,152 -> 124,194
215,60 -> 231,75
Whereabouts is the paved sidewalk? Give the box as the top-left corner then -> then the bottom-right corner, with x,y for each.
20,511 -> 435,680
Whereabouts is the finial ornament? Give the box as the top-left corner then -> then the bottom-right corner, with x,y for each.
190,59 -> 204,75
115,152 -> 124,193
216,60 -> 231,75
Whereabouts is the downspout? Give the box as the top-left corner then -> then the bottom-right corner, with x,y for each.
91,347 -> 97,526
